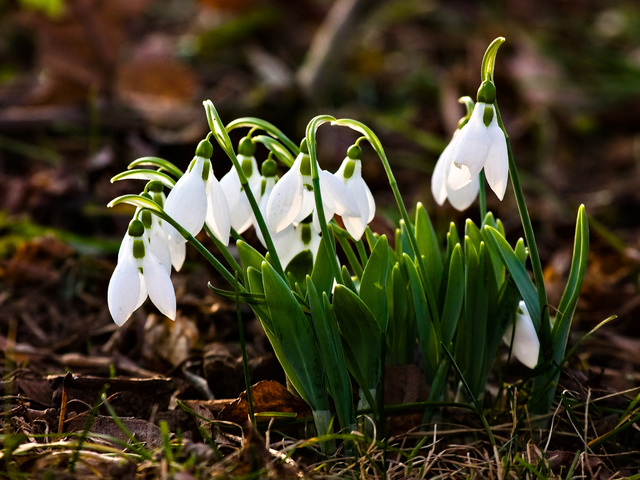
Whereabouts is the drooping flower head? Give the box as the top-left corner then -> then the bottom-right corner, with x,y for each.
502,301 -> 540,369
334,144 -> 376,240
220,136 -> 261,234
108,219 -> 176,326
162,139 -> 231,249
431,114 -> 481,211
266,139 -> 360,234
446,81 -> 509,201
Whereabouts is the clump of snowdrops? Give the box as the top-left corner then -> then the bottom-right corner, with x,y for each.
107,38 -> 589,445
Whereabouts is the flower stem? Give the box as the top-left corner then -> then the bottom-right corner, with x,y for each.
332,118 -> 440,324
235,270 -> 255,428
203,101 -> 286,278
494,104 -> 551,347
306,115 -> 344,282
478,170 -> 487,222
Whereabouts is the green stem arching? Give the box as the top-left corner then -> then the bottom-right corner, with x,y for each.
226,117 -> 300,155
493,104 -> 551,349
331,118 -> 441,325
203,101 -> 286,278
305,115 -> 344,283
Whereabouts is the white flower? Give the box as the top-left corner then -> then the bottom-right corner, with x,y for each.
220,154 -> 261,234
446,102 -> 508,200
252,171 -> 321,268
502,301 -> 540,369
108,221 -> 176,326
276,221 -> 322,269
431,131 -> 480,211
334,152 -> 375,240
266,147 -> 360,233
162,140 -> 231,248
147,183 -> 186,271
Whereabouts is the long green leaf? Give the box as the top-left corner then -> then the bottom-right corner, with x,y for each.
483,225 -> 541,329
332,285 -> 382,391
262,261 -> 327,410
207,283 -> 266,305
307,279 -> 355,430
359,235 -> 390,332
237,240 -> 266,273
441,243 -> 464,346
404,254 -> 438,381
552,205 -> 589,355
415,203 -> 443,294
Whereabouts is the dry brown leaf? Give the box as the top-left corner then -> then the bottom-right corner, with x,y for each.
220,380 -> 311,424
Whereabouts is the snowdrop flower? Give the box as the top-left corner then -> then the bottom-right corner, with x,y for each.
253,156 -> 322,268
502,301 -> 539,369
447,82 -> 509,201
266,139 -> 360,234
144,182 -> 185,271
108,219 -> 176,326
163,139 -> 231,249
334,145 -> 376,240
220,137 -> 261,234
276,220 -> 322,269
431,130 -> 480,211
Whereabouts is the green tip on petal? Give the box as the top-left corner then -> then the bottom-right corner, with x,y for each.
343,159 -> 356,180
482,104 -> 495,127
347,144 -> 362,160
140,210 -> 152,229
128,219 -> 145,237
477,80 -> 497,104
195,139 -> 214,159
132,238 -> 145,259
238,136 -> 256,156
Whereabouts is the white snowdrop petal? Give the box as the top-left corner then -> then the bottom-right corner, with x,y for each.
220,167 -> 255,233
449,104 -> 492,181
163,157 -> 207,239
206,176 -> 231,246
254,178 -> 276,248
431,146 -> 450,206
168,238 -> 186,271
484,120 -> 509,201
143,253 -> 176,320
294,186 -> 316,223
108,251 -> 142,326
319,169 -> 359,217
272,225 -> 300,268
148,221 -> 172,273
446,176 -> 480,211
266,156 -> 304,232
447,161 -> 473,190
502,301 -> 540,369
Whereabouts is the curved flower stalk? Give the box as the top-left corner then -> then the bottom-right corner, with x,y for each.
108,219 -> 176,326
431,130 -> 480,211
502,301 -> 540,369
334,144 -> 376,240
446,95 -> 508,201
220,137 -> 262,234
163,139 -> 231,250
265,139 -> 360,236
